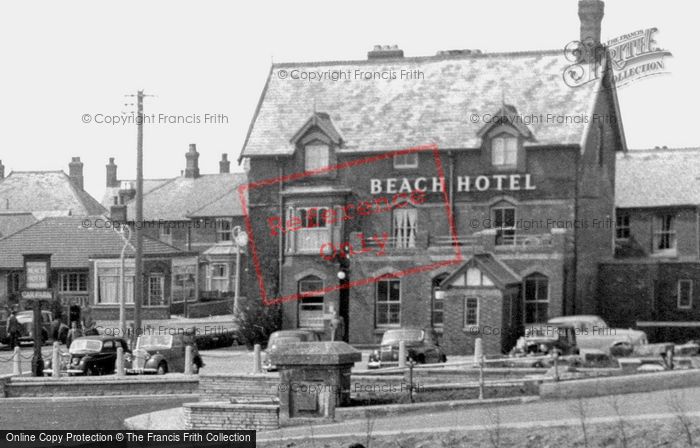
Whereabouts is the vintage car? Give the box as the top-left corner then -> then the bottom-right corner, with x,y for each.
261,329 -> 322,372
125,334 -> 204,374
544,315 -> 648,356
44,335 -> 130,376
511,322 -> 580,356
1,310 -> 68,346
368,327 -> 447,369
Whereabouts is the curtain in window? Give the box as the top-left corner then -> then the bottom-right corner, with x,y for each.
393,209 -> 417,248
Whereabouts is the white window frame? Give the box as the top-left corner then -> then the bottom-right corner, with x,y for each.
93,259 -> 134,305
491,136 -> 518,167
616,213 -> 630,240
393,152 -> 418,169
392,208 -> 417,248
464,297 -> 479,328
524,274 -> 549,324
305,144 -> 330,171
376,277 -> 401,327
298,276 -> 325,329
678,279 -> 693,310
493,206 -> 516,246
653,214 -> 677,256
294,207 -> 332,253
215,218 -> 233,242
148,274 -> 165,306
207,263 -> 230,292
59,272 -> 88,293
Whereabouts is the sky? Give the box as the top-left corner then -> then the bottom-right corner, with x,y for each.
0,0 -> 697,200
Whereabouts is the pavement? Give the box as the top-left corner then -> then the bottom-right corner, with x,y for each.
122,386 -> 700,442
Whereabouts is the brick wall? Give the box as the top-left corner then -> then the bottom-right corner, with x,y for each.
184,401 -> 279,430
442,288 -> 503,355
198,374 -> 279,402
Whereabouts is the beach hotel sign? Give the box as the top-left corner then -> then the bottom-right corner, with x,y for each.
370,174 -> 535,194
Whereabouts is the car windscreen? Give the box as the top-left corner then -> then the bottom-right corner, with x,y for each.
15,311 -> 33,323
69,339 -> 103,353
381,329 -> 423,345
137,335 -> 173,349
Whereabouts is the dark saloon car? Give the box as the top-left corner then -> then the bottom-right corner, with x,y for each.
1,310 -> 68,346
368,327 -> 447,369
261,329 -> 322,372
44,335 -> 130,376
125,334 -> 203,375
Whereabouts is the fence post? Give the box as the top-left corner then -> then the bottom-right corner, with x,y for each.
398,340 -> 407,368
116,347 -> 125,377
184,346 -> 193,375
478,354 -> 485,400
474,338 -> 483,365
52,342 -> 61,378
253,344 -> 262,374
13,346 -> 21,376
553,351 -> 560,381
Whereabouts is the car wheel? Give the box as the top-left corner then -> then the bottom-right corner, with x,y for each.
157,362 -> 168,375
440,354 -> 447,363
41,329 -> 48,345
191,362 -> 200,374
415,354 -> 426,364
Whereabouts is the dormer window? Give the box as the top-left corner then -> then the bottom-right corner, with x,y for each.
491,136 -> 518,167
394,152 -> 418,169
305,144 -> 329,171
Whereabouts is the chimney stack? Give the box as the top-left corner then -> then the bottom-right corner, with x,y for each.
106,157 -> 119,188
0,160 -> 4,180
185,144 -> 200,178
368,45 -> 404,60
219,154 -> 230,174
69,157 -> 84,190
578,0 -> 605,48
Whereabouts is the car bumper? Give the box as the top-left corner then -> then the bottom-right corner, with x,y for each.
126,368 -> 158,374
44,368 -> 86,375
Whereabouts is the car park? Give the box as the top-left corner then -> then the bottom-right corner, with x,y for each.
368,327 -> 447,369
44,335 -> 130,376
261,329 -> 322,372
544,315 -> 647,356
125,334 -> 203,375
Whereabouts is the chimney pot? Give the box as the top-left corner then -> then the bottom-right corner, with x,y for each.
219,153 -> 231,174
69,156 -> 84,190
578,0 -> 605,50
106,157 -> 119,188
185,144 -> 200,178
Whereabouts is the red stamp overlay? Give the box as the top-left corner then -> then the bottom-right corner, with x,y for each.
238,144 -> 463,306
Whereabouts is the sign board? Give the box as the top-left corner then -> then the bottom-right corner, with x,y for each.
21,290 -> 52,300
25,261 -> 48,289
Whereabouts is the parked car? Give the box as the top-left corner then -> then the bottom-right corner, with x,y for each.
125,334 -> 203,375
543,315 -> 648,356
1,310 -> 69,345
511,322 -> 580,356
261,329 -> 322,372
368,327 -> 447,369
44,335 -> 130,376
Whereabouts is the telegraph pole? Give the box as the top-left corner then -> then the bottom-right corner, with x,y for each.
134,90 -> 144,339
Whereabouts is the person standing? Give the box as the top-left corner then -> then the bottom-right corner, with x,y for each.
6,310 -> 21,349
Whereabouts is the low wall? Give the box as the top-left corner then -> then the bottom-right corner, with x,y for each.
185,299 -> 234,318
5,374 -> 198,397
540,369 -> 700,400
92,306 -> 170,321
0,374 -> 13,397
198,373 -> 279,401
183,401 -> 279,430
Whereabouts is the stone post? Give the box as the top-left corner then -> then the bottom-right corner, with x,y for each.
13,346 -> 21,376
398,340 -> 407,368
116,347 -> 125,377
473,337 -> 483,364
253,344 -> 262,374
52,342 -> 61,378
184,346 -> 193,375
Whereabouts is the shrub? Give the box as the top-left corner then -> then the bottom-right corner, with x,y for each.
237,296 -> 282,349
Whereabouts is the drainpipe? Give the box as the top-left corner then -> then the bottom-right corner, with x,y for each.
278,159 -> 284,299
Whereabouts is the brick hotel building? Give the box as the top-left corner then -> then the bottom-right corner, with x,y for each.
239,0 -> 627,354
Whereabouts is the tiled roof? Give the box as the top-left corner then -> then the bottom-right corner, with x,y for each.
616,148 -> 700,208
0,216 -> 185,269
126,173 -> 247,221
441,252 -> 521,290
241,50 -> 601,158
0,171 -> 106,215
100,179 -> 170,208
0,212 -> 37,239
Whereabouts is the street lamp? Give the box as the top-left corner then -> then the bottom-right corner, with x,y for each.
232,226 -> 248,318
116,225 -> 134,342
